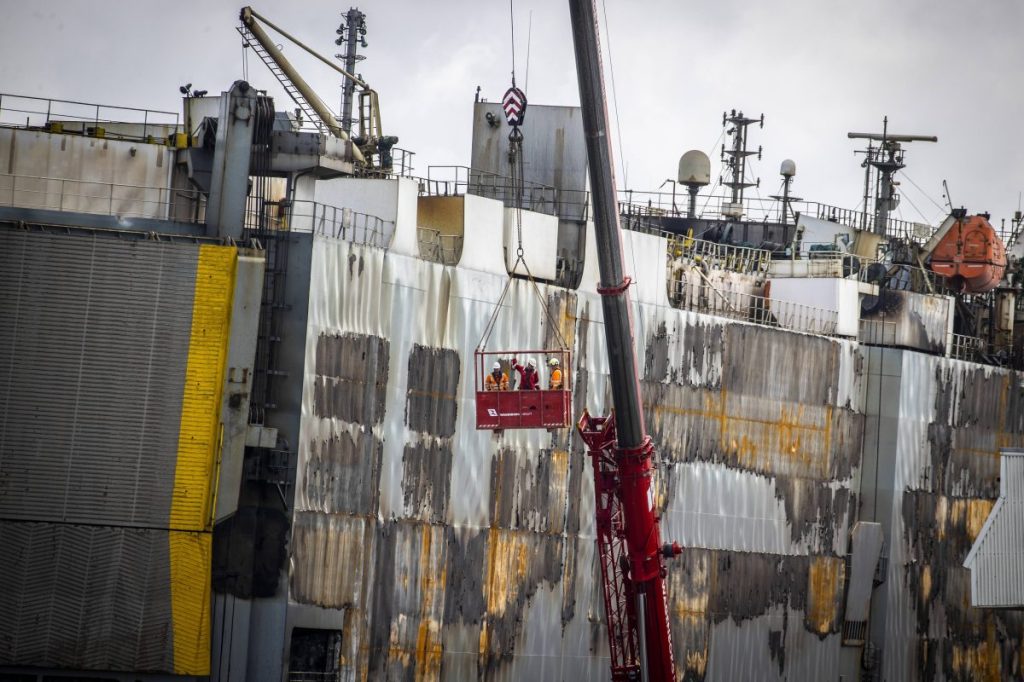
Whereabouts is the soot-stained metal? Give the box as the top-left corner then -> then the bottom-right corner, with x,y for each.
313,332 -> 390,424
402,438 -> 454,523
303,429 -> 383,515
405,344 -> 461,437
285,236 -> 1024,680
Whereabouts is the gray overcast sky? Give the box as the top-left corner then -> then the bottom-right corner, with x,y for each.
2,0 -> 1022,227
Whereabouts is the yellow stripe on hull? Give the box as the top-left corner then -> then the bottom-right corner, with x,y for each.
170,244 -> 237,675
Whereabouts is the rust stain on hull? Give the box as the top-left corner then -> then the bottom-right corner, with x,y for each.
805,556 -> 843,636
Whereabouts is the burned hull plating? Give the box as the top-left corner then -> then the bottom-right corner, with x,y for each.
280,227 -> 1024,680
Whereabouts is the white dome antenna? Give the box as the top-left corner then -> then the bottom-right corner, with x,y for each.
677,150 -> 711,218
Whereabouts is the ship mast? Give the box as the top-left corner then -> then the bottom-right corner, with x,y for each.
848,117 -> 936,235
334,7 -> 367,136
720,110 -> 762,219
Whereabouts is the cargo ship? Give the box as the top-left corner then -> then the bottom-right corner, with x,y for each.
1,5 -> 1022,682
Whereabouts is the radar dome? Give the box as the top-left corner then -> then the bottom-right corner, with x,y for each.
678,150 -> 711,186
780,159 -> 797,178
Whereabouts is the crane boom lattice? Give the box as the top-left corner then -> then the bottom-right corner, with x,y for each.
238,24 -> 324,134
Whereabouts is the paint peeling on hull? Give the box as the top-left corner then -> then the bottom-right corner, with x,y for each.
282,237 -> 1024,681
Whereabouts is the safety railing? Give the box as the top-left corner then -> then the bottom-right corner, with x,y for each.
418,165 -> 590,221
0,92 -> 179,143
950,333 -> 985,362
665,231 -> 883,281
260,200 -> 392,248
0,171 -> 203,222
388,147 -> 416,177
667,275 -> 838,336
417,227 -> 463,265
616,188 -> 929,242
667,235 -> 772,276
421,165 -> 556,211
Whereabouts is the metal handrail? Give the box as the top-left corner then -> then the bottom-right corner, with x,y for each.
419,165 -> 591,221
616,188 -> 928,241
417,226 -> 463,265
666,272 -> 838,336
0,92 -> 179,143
263,200 -> 392,248
0,171 -> 202,222
667,235 -> 772,276
950,333 -> 984,362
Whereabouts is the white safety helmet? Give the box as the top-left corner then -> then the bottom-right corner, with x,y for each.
527,358 -> 537,369
492,361 -> 501,371
549,358 -> 559,367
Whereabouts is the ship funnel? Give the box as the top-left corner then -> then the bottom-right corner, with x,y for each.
780,159 -> 796,178
678,150 -> 711,187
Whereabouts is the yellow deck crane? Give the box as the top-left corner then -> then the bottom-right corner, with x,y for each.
239,6 -> 397,172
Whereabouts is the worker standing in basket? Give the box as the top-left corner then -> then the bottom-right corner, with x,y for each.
511,357 -> 540,390
485,361 -> 509,391
548,357 -> 563,390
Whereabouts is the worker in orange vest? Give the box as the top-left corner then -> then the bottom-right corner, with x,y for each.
548,357 -> 563,389
485,361 -> 509,391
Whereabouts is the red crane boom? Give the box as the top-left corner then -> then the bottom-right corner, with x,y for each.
567,1 -> 682,679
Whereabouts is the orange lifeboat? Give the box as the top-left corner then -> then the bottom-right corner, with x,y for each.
928,214 -> 1006,293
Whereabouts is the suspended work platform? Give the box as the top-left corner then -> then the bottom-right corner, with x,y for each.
474,349 -> 571,430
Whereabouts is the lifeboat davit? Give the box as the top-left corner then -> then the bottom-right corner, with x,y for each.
927,214 -> 1006,293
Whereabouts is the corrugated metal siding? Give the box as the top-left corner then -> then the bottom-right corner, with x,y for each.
0,229 -> 232,676
0,520 -> 174,670
289,236 -> 866,680
0,230 -> 196,527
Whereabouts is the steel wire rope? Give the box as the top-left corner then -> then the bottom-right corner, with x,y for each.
895,185 -> 935,227
477,1 -> 567,354
899,171 -> 946,213
898,170 -> 948,227
600,0 -> 628,186
698,176 -> 723,219
597,0 -> 646,362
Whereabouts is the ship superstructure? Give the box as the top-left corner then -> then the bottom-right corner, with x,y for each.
1,6 -> 1023,682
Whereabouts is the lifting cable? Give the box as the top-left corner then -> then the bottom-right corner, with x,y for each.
476,4 -> 568,354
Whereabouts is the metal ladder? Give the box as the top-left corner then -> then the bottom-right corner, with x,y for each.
238,25 -> 324,133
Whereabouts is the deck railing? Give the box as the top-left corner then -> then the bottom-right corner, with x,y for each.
417,227 -> 463,265
0,171 -> 202,222
417,165 -> 589,221
667,275 -> 838,337
667,235 -> 772,276
617,189 -> 928,242
0,92 -> 179,143
254,200 -> 392,248
950,333 -> 985,362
